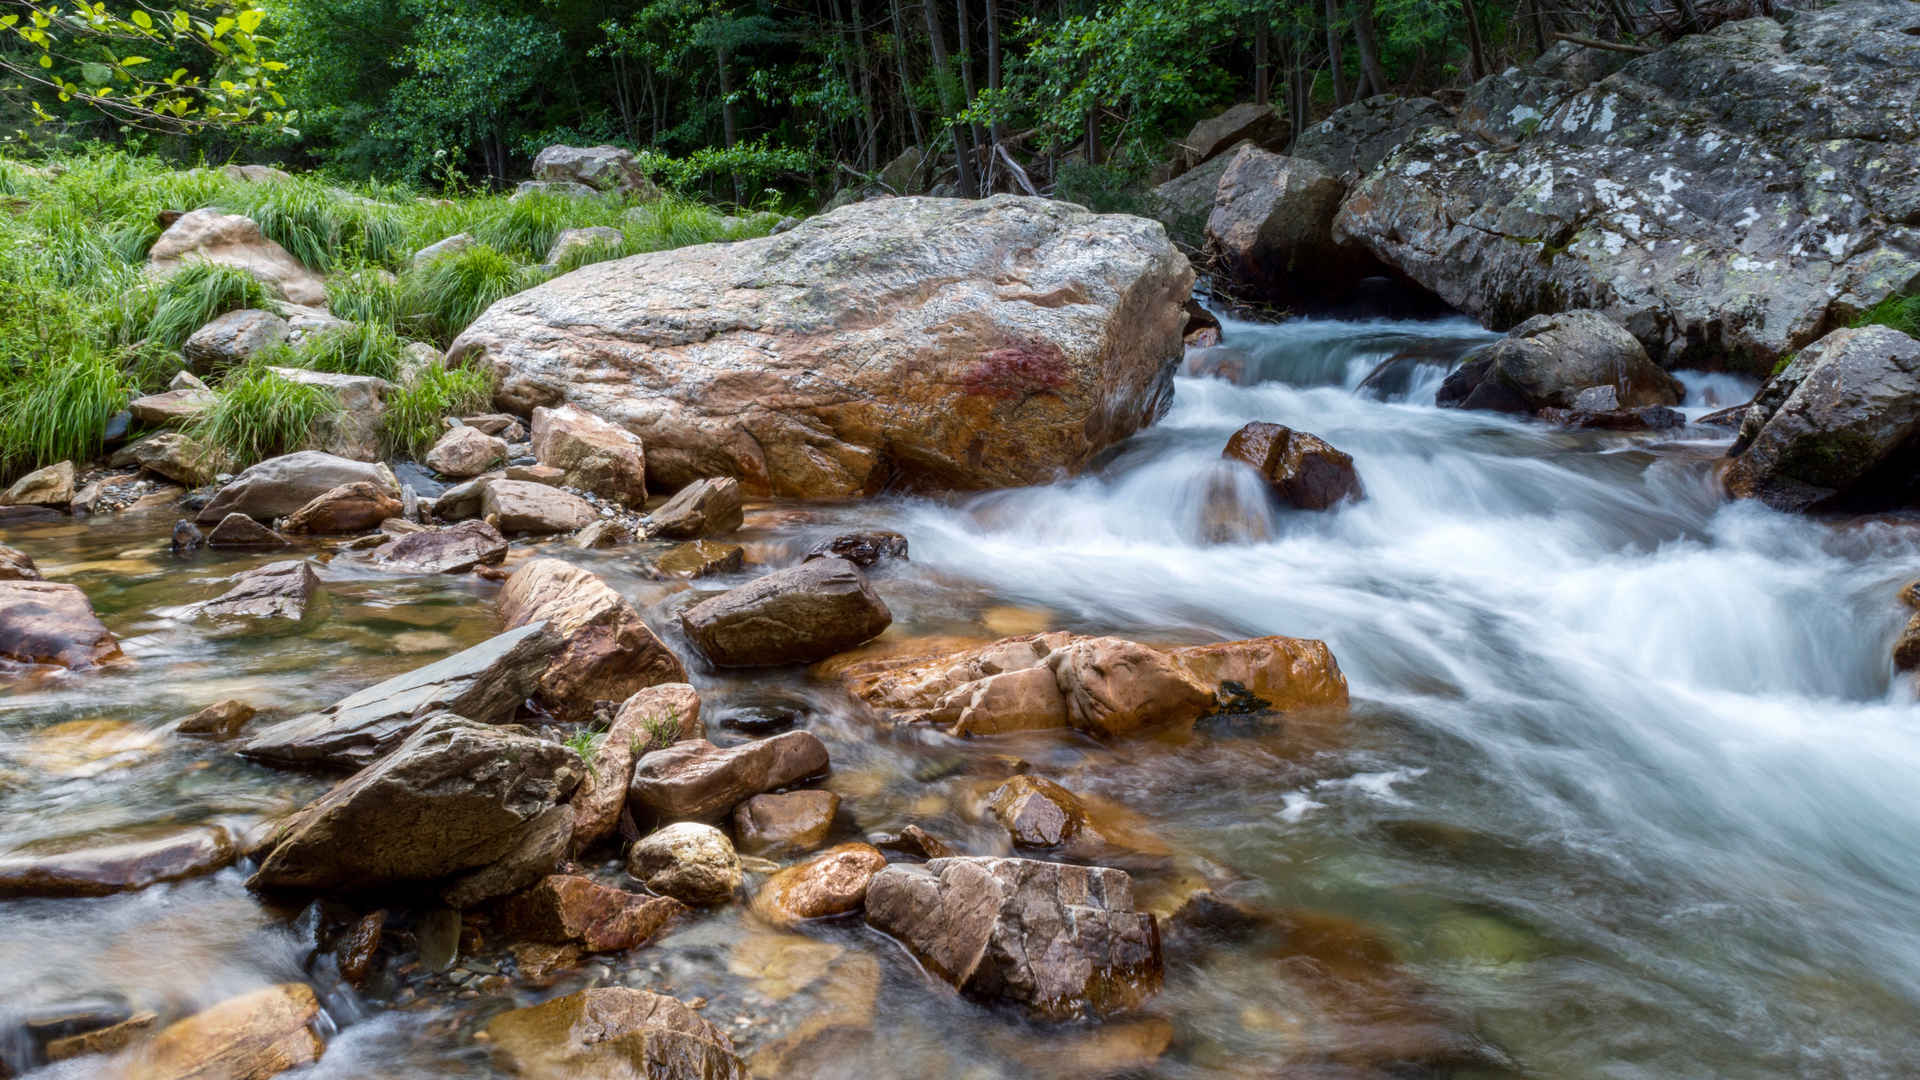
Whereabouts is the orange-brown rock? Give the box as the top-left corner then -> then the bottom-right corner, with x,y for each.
733,790 -> 840,856
570,683 -> 703,851
178,699 -> 257,739
449,196 -> 1193,498
752,843 -> 887,926
335,909 -> 387,988
485,986 -> 746,1079
0,542 -> 41,581
0,825 -> 236,898
840,631 -> 1347,737
0,580 -> 121,669
1222,421 -> 1363,510
282,481 -> 403,534
497,557 -> 688,721
530,403 -> 648,505
495,874 -> 685,952
123,983 -> 324,1080
627,732 -> 830,825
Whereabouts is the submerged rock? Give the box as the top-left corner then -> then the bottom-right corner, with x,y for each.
1723,325 -> 1920,511
365,519 -> 508,574
484,987 -> 745,1079
642,540 -> 745,580
497,558 -> 688,721
188,560 -> 322,621
124,983 -> 323,1080
733,790 -> 840,856
802,530 -> 908,568
241,621 -> 559,769
0,825 -> 235,898
205,512 -> 291,549
178,699 -> 256,738
1222,421 -> 1363,509
249,713 -> 581,893
0,580 -> 121,669
678,558 -> 891,667
449,195 -> 1192,498
863,856 -> 1162,1020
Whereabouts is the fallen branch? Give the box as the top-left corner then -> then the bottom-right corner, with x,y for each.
1552,32 -> 1656,53
994,142 -> 1041,197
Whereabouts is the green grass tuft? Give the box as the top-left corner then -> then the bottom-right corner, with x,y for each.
398,244 -> 538,345
188,363 -> 342,469
1851,291 -> 1920,338
289,321 -> 404,381
0,347 -> 132,480
217,177 -> 407,272
137,262 -> 281,351
473,189 -> 620,262
382,363 -> 495,459
325,269 -> 400,327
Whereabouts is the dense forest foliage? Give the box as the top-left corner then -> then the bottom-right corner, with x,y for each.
3,0 -> 1745,202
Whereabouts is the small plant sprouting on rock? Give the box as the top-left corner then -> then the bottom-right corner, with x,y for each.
640,708 -> 683,754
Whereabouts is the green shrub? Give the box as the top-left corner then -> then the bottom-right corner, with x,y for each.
398,244 -> 535,345
1053,161 -> 1149,217
189,364 -> 342,468
290,321 -> 404,380
382,363 -> 495,459
137,263 -> 281,351
0,347 -> 132,480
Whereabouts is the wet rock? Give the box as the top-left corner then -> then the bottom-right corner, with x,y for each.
997,1017 -> 1175,1079
0,461 -> 75,509
129,387 -> 216,426
178,699 -> 256,738
570,683 -> 704,852
425,425 -> 509,479
628,822 -> 742,904
241,622 -> 559,769
416,907 -> 461,970
733,790 -> 839,856
148,207 -> 327,306
1724,325 -> 1920,512
1538,403 -> 1686,431
197,451 -> 397,524
752,842 -> 887,926
530,403 -> 648,505
206,512 -> 290,549
0,825 -> 235,897
281,481 -> 403,535
1223,421 -> 1363,509
802,530 -> 908,568
494,875 -> 684,952
509,941 -> 583,986
986,775 -> 1086,848
1205,147 -> 1362,306
335,909 -> 387,988
642,540 -> 744,580
450,196 -> 1190,498
1333,6 -> 1920,374
497,558 -> 688,721
440,803 -> 575,908
170,519 -> 205,553
484,987 -> 745,1079
1437,311 -> 1682,414
546,225 -> 624,266
569,519 -> 628,549
45,1010 -> 157,1062
627,731 -> 831,825
863,856 -> 1162,1020
249,714 -> 581,893
0,580 -> 122,669
679,558 -> 892,667
0,544 -> 41,581
366,519 -> 508,574
873,823 -> 956,861
124,983 -> 323,1080
1180,102 -> 1290,172
841,631 -> 1348,737
644,477 -> 743,539
183,308 -> 288,369
189,560 -> 322,621
530,144 -> 663,199
1290,94 -> 1453,181
482,479 -> 598,535
1895,612 -> 1920,672
110,432 -> 217,487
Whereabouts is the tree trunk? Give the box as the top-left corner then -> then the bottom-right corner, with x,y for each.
1323,0 -> 1348,108
715,43 -> 742,203
1460,0 -> 1490,81
888,0 -> 927,155
922,0 -> 980,195
1351,0 -> 1389,98
1254,21 -> 1270,105
1526,0 -> 1549,53
957,0 -> 987,178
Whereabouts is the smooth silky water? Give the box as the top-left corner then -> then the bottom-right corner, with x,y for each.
3,313 -> 1917,1077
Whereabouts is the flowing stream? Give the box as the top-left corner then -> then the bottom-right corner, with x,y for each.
3,313 -> 1918,1078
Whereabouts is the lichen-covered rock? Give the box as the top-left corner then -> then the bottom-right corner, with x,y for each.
1723,325 -> 1920,511
1289,94 -> 1453,180
450,195 -> 1192,498
0,581 -> 121,669
498,558 -> 688,721
148,208 -> 327,306
863,856 -> 1162,1020
1335,3 -> 1920,374
484,987 -> 745,1080
1436,310 -> 1683,414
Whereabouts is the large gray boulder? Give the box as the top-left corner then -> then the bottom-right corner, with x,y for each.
1436,310 -> 1683,414
240,622 -> 560,768
249,713 -> 581,894
197,451 -> 397,523
863,856 -> 1162,1020
1147,140 -> 1248,250
449,195 -> 1193,498
1177,102 -> 1290,173
1204,147 -> 1359,306
1290,94 -> 1453,180
183,308 -> 288,370
531,144 -> 662,199
147,208 -> 327,307
1335,2 -> 1920,374
1724,325 -> 1920,511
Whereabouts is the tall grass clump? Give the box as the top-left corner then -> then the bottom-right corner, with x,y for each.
0,348 -> 133,479
473,190 -> 621,262
289,321 -> 404,380
382,363 -> 494,458
623,195 -> 746,252
325,269 -> 400,327
399,244 -> 536,345
137,263 -> 280,350
188,364 -> 341,468
218,177 -> 407,271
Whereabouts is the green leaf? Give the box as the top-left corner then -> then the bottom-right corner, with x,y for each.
119,54 -> 149,67
129,9 -> 150,28
81,61 -> 112,85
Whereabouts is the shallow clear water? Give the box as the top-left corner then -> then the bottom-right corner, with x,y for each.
3,314 -> 1917,1078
